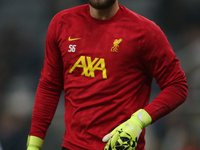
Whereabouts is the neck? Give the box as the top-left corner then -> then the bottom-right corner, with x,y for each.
89,2 -> 119,20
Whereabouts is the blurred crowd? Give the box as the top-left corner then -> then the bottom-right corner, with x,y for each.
0,0 -> 200,150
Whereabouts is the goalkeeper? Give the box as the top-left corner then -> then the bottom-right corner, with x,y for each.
26,0 -> 188,150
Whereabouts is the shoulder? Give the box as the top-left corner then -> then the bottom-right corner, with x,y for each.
46,4 -> 88,40
121,5 -> 161,33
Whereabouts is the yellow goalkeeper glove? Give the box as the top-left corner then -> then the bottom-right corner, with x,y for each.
102,109 -> 152,150
27,135 -> 44,150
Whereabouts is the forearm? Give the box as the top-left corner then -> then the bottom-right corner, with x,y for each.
144,80 -> 188,123
29,77 -> 63,139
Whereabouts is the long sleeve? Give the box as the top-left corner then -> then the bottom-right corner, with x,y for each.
29,14 -> 64,139
140,20 -> 188,123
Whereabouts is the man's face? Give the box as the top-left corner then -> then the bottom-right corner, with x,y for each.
87,0 -> 116,9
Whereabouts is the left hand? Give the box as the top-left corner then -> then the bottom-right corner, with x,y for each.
102,109 -> 152,150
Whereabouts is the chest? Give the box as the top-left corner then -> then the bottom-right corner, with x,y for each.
57,20 -> 143,79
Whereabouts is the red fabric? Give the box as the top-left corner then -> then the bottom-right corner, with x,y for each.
29,4 -> 188,150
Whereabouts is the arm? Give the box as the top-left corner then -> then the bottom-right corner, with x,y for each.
27,14 -> 63,149
103,20 -> 188,150
140,20 -> 188,122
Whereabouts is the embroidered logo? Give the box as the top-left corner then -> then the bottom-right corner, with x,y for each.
68,36 -> 81,41
111,39 -> 122,52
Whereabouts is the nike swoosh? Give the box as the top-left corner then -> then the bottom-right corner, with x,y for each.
125,123 -> 141,138
125,124 -> 135,134
68,36 -> 81,41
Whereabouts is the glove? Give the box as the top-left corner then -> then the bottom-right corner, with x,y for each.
27,135 -> 44,150
102,109 -> 152,150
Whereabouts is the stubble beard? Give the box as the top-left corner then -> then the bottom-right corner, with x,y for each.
87,0 -> 116,10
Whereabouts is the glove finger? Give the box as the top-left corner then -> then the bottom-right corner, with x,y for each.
110,130 -> 121,148
113,130 -> 138,150
104,139 -> 112,150
102,134 -> 113,142
103,124 -> 123,142
104,130 -> 120,150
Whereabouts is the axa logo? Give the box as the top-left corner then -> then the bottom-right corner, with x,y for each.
69,56 -> 107,79
111,39 -> 122,52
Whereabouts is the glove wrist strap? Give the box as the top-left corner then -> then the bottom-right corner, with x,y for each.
131,109 -> 152,128
27,135 -> 44,150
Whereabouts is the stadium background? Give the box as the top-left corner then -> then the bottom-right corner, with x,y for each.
0,0 -> 200,149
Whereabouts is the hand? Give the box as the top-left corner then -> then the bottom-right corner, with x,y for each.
102,109 -> 152,150
27,136 -> 44,150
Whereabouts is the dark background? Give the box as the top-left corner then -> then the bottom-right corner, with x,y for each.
0,0 -> 200,149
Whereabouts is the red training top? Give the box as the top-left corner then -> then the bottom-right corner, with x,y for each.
29,4 -> 188,150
